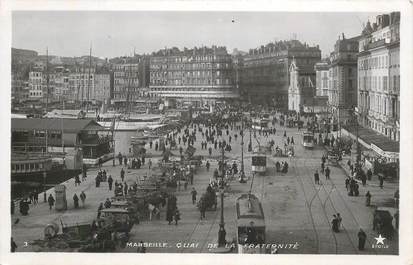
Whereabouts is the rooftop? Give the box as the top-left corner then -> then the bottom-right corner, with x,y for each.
11,118 -> 104,133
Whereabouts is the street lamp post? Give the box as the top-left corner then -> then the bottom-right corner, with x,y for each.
240,117 -> 245,181
354,107 -> 361,167
218,147 -> 226,247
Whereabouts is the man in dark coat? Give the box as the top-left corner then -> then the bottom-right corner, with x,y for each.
332,215 -> 339,233
73,193 -> 79,209
108,175 -> 113,190
124,183 -> 128,196
121,168 -> 125,182
191,188 -> 197,204
314,170 -> 320,185
358,229 -> 367,250
118,152 -> 123,165
166,209 -> 173,225
48,194 -> 55,210
325,167 -> 330,180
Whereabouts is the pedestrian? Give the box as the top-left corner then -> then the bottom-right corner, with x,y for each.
48,194 -> 55,210
121,168 -> 125,182
314,170 -> 320,185
11,237 -> 17,253
337,213 -> 342,229
365,191 -> 372,206
73,193 -> 79,209
97,203 -> 103,218
118,152 -> 123,165
379,175 -> 384,189
291,136 -> 294,144
148,158 -> 152,169
95,174 -> 101,188
124,183 -> 128,195
104,198 -> 111,208
80,191 -> 86,207
206,160 -> 210,171
357,229 -> 367,250
332,215 -> 339,233
34,190 -> 39,204
325,166 -> 330,180
75,175 -> 81,186
124,156 -> 128,167
191,188 -> 197,204
174,209 -> 181,225
321,162 -> 325,173
166,209 -> 173,225
148,203 -> 155,221
345,177 -> 350,191
108,175 -> 113,191
367,168 -> 372,181
19,198 -> 29,215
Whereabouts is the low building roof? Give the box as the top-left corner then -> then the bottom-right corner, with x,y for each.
11,118 -> 104,133
343,125 -> 399,153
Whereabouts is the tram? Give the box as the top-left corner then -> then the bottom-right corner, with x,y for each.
251,152 -> 267,174
251,117 -> 269,131
302,131 -> 315,148
236,193 -> 266,254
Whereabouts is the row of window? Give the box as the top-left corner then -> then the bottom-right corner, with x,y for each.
150,62 -> 231,70
358,93 -> 398,118
359,75 -> 400,92
151,78 -> 230,86
359,53 -> 399,70
11,163 -> 45,172
29,91 -> 42,97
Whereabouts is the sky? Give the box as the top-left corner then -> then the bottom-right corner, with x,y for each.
12,11 -> 380,58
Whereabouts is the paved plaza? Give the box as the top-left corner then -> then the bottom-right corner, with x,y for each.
11,120 -> 398,254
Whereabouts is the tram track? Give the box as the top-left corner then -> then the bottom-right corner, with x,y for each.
322,170 -> 378,254
301,148 -> 377,254
293,157 -> 338,254
288,157 -> 321,254
299,149 -> 357,253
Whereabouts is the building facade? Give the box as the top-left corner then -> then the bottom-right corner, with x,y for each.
112,63 -> 140,106
288,59 -> 317,113
357,12 -> 400,141
149,46 -> 238,106
28,68 -> 43,100
328,34 -> 359,123
68,67 -> 95,103
94,72 -> 112,103
314,59 -> 330,97
241,40 -> 321,109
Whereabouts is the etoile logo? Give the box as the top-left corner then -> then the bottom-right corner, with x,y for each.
372,234 -> 389,249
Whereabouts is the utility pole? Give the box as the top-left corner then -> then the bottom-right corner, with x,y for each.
218,146 -> 226,247
354,107 -> 361,167
240,116 -> 245,181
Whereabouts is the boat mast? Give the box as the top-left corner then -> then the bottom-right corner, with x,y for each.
86,43 -> 92,113
81,64 -> 84,111
45,47 -> 49,154
45,47 -> 49,115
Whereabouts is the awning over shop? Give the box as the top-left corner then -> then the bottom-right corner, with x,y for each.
342,125 -> 399,159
